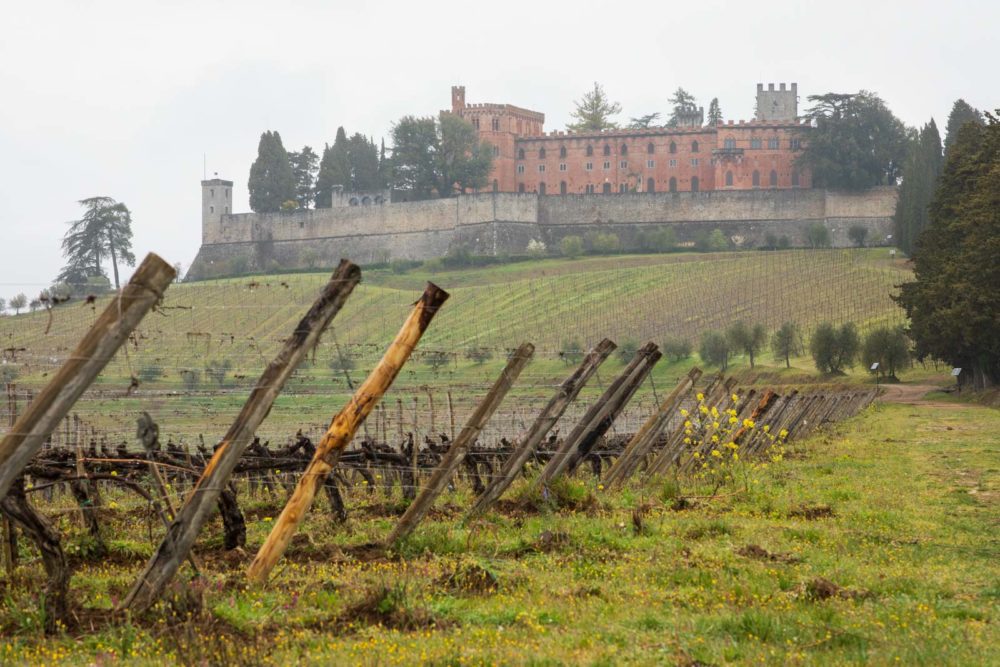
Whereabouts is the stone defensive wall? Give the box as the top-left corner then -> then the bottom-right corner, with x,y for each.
187,188 -> 896,280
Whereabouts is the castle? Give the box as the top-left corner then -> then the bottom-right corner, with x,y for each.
186,83 -> 896,281
451,83 -> 809,195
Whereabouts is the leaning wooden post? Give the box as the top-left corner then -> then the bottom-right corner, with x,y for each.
0,254 -> 175,501
122,260 -> 361,612
466,338 -> 616,520
247,283 -> 449,584
387,343 -> 534,545
603,367 -> 702,488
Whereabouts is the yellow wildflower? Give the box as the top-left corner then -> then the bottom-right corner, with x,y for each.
711,449 -> 722,458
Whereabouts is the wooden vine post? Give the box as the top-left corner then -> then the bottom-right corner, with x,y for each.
387,342 -> 534,545
0,253 -> 175,501
123,260 -> 362,611
247,283 -> 449,584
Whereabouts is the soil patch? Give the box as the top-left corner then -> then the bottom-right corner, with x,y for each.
804,577 -> 871,601
789,504 -> 836,520
736,544 -> 802,564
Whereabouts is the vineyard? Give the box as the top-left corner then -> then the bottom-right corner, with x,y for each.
2,250 -> 995,665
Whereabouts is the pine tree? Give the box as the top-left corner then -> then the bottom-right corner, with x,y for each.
628,113 -> 661,129
567,83 -> 621,132
59,196 -> 135,290
288,145 -> 318,209
707,98 -> 723,125
944,99 -> 983,154
667,87 -> 698,126
388,114 -> 494,200
248,131 -> 295,212
893,120 -> 942,255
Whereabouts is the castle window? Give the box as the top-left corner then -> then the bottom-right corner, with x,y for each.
518,148 -> 525,159
472,117 -> 480,129
669,177 -> 677,192
226,189 -> 229,196
559,145 -> 567,158
603,183 -> 612,194
362,196 -> 372,205
751,137 -> 762,149
538,164 -> 545,172
539,147 -> 546,159
493,145 -> 500,157
768,137 -> 779,149
517,164 -> 525,174
493,179 -> 499,192
586,184 -> 595,194
769,169 -> 778,187
585,162 -> 593,171
790,138 -> 801,150
791,171 -> 800,187
518,183 -> 525,193
210,189 -> 214,197
647,159 -> 655,168
349,197 -> 359,206
691,176 -> 700,192
620,144 -> 628,155
603,145 -> 611,156
603,161 -> 611,170
586,145 -> 593,156
669,159 -> 677,167
209,205 -> 214,213
669,141 -> 677,154
724,137 -> 736,149
725,171 -> 734,186
559,163 -> 567,171
691,140 -> 700,153
560,181 -> 567,195
620,160 -> 628,169
225,206 -> 229,213
647,177 -> 655,193
647,142 -> 655,154
492,118 -> 500,131
539,182 -> 546,195
690,158 -> 699,167
752,170 -> 760,187
619,183 -> 627,193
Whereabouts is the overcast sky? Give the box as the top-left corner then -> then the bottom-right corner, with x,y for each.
0,0 -> 994,302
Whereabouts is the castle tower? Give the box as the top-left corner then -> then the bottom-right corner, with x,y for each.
755,83 -> 798,122
451,85 -> 466,113
201,177 -> 233,242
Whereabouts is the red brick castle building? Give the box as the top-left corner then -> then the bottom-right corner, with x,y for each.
450,83 -> 811,195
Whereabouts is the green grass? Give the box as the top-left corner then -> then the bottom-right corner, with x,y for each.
1,402 -> 997,665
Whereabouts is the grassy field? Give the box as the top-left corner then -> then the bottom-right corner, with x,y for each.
1,398 -> 996,665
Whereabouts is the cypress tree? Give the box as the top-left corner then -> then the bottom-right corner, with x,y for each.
348,133 -> 380,191
893,120 -> 942,255
288,145 -> 318,209
248,131 -> 295,213
944,99 -> 983,155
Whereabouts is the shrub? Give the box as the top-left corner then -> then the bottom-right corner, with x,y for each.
848,224 -> 869,247
862,326 -> 910,380
696,229 -> 729,252
464,347 -> 493,365
810,322 -> 860,374
699,330 -> 731,370
180,368 -> 201,391
559,235 -> 584,258
588,232 -> 621,255
137,364 -> 164,383
777,235 -> 791,249
526,239 -> 547,258
770,322 -> 804,368
616,338 -> 639,364
204,359 -> 233,387
0,365 -> 20,384
637,227 -> 677,253
328,352 -> 356,372
806,223 -> 832,248
560,339 -> 584,365
662,336 -> 693,362
423,350 -> 451,372
390,259 -> 421,274
763,232 -> 779,250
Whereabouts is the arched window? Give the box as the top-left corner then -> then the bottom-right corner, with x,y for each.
349,197 -> 359,206
669,177 -> 677,192
493,179 -> 499,192
603,144 -> 611,156
724,137 -> 736,149
560,181 -> 567,195
209,205 -> 214,213
647,142 -> 655,154
691,140 -> 699,153
586,144 -> 594,156
768,137 -> 780,149
669,141 -> 677,154
621,144 -> 628,155
559,145 -> 567,158
752,170 -> 760,187
647,177 -> 655,193
362,196 -> 372,205
725,171 -> 734,186
619,183 -> 627,193
224,206 -> 228,213
539,182 -> 546,195
539,147 -> 546,159
791,171 -> 800,187
603,183 -> 612,194
750,137 -> 762,149
691,176 -> 700,192
769,170 -> 778,187
518,148 -> 526,159
518,183 -> 525,193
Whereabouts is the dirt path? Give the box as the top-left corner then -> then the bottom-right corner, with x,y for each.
878,383 -> 958,407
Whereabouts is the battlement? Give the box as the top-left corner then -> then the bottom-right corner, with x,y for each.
755,82 -> 799,122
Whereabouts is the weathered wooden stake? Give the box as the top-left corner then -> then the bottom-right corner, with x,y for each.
247,283 -> 449,584
387,343 -> 534,545
0,254 -> 176,500
123,260 -> 361,611
466,338 -> 616,519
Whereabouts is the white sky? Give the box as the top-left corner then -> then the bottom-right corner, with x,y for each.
0,0 -> 995,301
